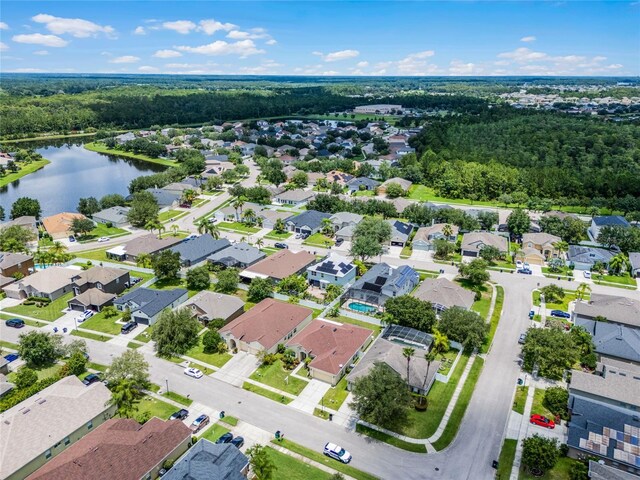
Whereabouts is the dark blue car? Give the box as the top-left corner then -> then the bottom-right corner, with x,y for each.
550,310 -> 570,319
216,432 -> 234,444
4,353 -> 19,363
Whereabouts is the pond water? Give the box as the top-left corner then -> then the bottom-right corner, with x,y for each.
0,140 -> 165,217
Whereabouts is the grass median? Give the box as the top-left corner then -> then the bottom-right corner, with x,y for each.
355,424 -> 427,453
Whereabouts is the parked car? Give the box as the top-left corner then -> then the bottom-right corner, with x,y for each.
120,321 -> 137,334
518,333 -> 527,345
295,233 -> 302,239
517,269 -> 533,275
5,318 -> 25,328
190,414 -> 210,433
550,310 -> 570,319
323,442 -> 352,464
274,242 -> 288,249
169,409 -> 189,421
97,236 -> 110,243
230,436 -> 245,448
68,236 -> 76,243
216,432 -> 234,444
76,310 -> 95,322
4,353 -> 19,363
530,414 -> 555,429
82,373 -> 101,386
583,271 -> 592,279
184,367 -> 203,379
335,238 -> 344,246
516,260 -> 523,269
301,233 -> 310,239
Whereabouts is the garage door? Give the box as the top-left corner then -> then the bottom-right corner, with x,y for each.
133,316 -> 148,325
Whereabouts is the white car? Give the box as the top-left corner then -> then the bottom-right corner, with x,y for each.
323,442 -> 352,464
516,260 -> 523,269
295,233 -> 302,239
97,237 -> 110,243
184,367 -> 203,379
76,310 -> 95,323
583,271 -> 592,279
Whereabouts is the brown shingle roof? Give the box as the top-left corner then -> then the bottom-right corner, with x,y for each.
220,298 -> 312,350
71,266 -> 129,287
243,249 -> 315,281
27,417 -> 191,480
287,319 -> 373,375
122,234 -> 183,257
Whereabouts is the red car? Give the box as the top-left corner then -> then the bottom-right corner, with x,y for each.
530,414 -> 555,429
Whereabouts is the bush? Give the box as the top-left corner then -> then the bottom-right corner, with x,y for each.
14,367 -> 38,390
543,387 -> 569,420
262,353 -> 278,366
0,373 -> 63,412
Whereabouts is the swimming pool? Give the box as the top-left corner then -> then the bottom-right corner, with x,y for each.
348,302 -> 377,314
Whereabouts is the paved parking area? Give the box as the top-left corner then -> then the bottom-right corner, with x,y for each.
212,351 -> 259,386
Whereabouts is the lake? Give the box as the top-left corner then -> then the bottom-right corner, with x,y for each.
0,141 -> 165,217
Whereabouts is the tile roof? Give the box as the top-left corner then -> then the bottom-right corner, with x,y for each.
287,319 -> 373,375
183,291 -> 245,321
42,212 -> 87,235
114,287 -> 188,318
0,376 -> 112,479
27,417 -> 191,480
163,440 -> 248,480
220,298 -> 312,351
243,249 -> 316,281
170,235 -> 230,264
573,294 -> 640,327
412,278 -> 475,311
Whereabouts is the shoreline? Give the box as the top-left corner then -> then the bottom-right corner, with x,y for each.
0,158 -> 51,188
83,142 -> 176,168
1,132 -> 100,144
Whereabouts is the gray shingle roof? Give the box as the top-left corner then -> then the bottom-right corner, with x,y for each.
92,206 -> 130,224
412,278 -> 475,310
387,220 -> 413,242
573,294 -> 640,327
567,245 -> 615,265
593,215 -> 630,227
287,210 -> 332,230
207,242 -> 265,267
346,177 -> 379,190
114,287 -> 188,317
170,235 -> 230,264
570,364 -> 640,407
162,440 -> 248,480
576,318 -> 640,363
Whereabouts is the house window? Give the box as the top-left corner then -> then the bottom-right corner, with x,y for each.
96,282 -> 103,290
87,420 -> 93,430
45,449 -> 52,459
54,441 -> 61,448
64,437 -> 70,445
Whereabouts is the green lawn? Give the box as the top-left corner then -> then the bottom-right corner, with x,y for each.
242,381 -> 293,404
532,290 -> 541,306
158,210 -> 183,223
5,292 -> 74,321
391,353 -> 471,439
264,231 -> 292,240
519,456 -> 578,480
303,233 -> 335,247
513,386 -> 528,415
87,361 -> 108,372
7,363 -> 62,383
594,273 -> 637,287
80,311 -> 121,335
84,142 -> 176,167
136,396 -> 177,421
0,158 -> 50,188
497,439 -> 517,480
544,291 -> 589,312
400,244 -> 412,259
71,329 -> 110,342
75,247 -> 113,263
320,377 -> 349,411
162,390 -> 193,406
134,326 -> 153,343
78,223 -> 127,242
148,277 -> 199,297
432,357 -> 484,450
201,423 -> 230,443
332,315 -> 382,337
185,336 -> 233,368
250,359 -> 308,395
0,313 -> 46,327
127,342 -> 142,349
531,387 -> 553,418
355,424 -> 427,453
353,189 -> 375,197
274,439 -> 380,480
458,280 -> 491,320
266,447 -> 332,480
0,339 -> 19,350
482,285 -> 504,353
218,221 -> 260,234
220,415 -> 238,426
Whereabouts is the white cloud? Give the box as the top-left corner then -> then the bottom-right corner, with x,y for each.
520,36 -> 536,42
12,33 -> 68,47
9,68 -> 47,73
0,22 -> 9,30
33,50 -> 49,55
175,39 -> 265,57
133,26 -> 146,35
356,61 -> 369,68
109,55 -> 140,64
0,42 -> 8,51
387,50 -> 438,75
138,65 -> 159,73
237,59 -> 282,74
313,49 -> 360,62
163,20 -> 197,34
266,39 -> 277,45
32,14 -> 115,38
199,19 -> 236,35
448,60 -> 483,75
153,49 -> 182,58
498,47 -> 548,63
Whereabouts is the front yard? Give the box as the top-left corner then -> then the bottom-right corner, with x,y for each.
218,221 -> 260,234
4,292 -> 74,321
249,359 -> 308,395
79,311 -> 122,335
136,396 -> 176,421
319,377 -> 349,410
185,336 -> 232,368
78,223 -> 127,242
264,231 -> 292,241
265,447 -> 332,480
158,210 -> 184,223
302,233 -> 335,247
530,387 -> 554,418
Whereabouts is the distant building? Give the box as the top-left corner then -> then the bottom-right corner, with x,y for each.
589,215 -> 631,242
354,104 -> 402,114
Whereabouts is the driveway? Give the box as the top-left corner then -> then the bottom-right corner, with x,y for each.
212,351 -> 260,386
289,379 -> 331,414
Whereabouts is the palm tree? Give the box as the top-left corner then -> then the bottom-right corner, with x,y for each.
418,351 -> 437,408
170,224 -> 179,236
608,253 -> 629,276
194,174 -> 202,187
431,329 -> 450,358
196,218 -> 220,239
576,282 -> 591,301
274,218 -> 286,234
158,224 -> 166,238
107,379 -> 141,418
49,241 -> 68,264
182,189 -> 197,205
242,208 -> 257,226
136,253 -> 152,268
442,223 -> 453,239
144,219 -> 162,237
321,218 -> 334,237
255,238 -> 264,249
553,241 -> 569,260
232,196 -> 246,222
402,347 -> 415,387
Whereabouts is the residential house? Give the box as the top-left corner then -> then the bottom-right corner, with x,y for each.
567,245 -> 615,271
0,252 -> 34,279
91,206 -> 130,227
106,234 -> 183,262
587,460 -> 640,480
114,132 -> 135,144
378,177 -> 412,195
42,212 -> 88,240
274,189 -> 316,207
163,440 -> 249,480
335,225 -> 356,243
412,224 -> 458,251
0,216 -> 38,238
346,177 -> 380,194
347,326 -> 440,395
213,202 -> 262,223
325,170 -> 353,186
113,287 -> 189,325
241,249 -> 316,282
345,263 -> 419,310
26,418 -> 191,480
413,278 -> 475,315
387,219 -> 413,247
307,171 -> 325,185
329,212 -> 363,231
163,182 -> 200,195
219,298 -> 313,354
145,189 -> 181,209
461,232 -> 509,258
354,104 -> 402,114
183,291 -> 245,325
257,210 -> 291,230
207,242 -> 266,269
170,235 -> 230,267
0,373 -> 14,398
67,266 -> 130,312
572,294 -> 640,364
286,319 -> 373,385
0,376 -> 114,480
522,232 -> 562,261
589,215 -> 631,242
3,266 -> 76,300
307,253 -> 356,289
285,210 -> 332,235
630,252 -> 640,278
567,359 -> 640,474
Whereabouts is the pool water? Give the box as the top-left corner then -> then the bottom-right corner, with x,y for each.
349,302 -> 377,314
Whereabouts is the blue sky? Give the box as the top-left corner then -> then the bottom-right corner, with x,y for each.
1,1 -> 638,76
